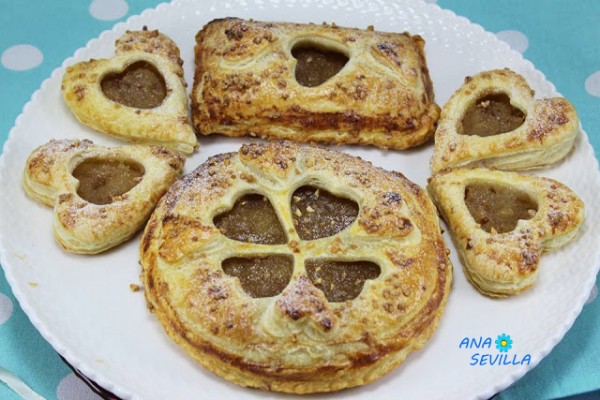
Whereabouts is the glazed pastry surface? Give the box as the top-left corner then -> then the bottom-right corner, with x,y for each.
428,167 -> 584,297
191,18 -> 440,150
23,139 -> 185,254
62,29 -> 198,154
140,142 -> 452,393
431,69 -> 578,173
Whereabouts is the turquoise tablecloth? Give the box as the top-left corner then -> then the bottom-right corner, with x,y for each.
0,1 -> 598,399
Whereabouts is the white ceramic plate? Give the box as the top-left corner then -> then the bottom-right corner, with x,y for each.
1,0 -> 599,399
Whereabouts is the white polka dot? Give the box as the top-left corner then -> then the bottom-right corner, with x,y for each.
56,373 -> 103,400
1,44 -> 43,71
586,284 -> 598,305
89,0 -> 129,21
496,30 -> 529,53
585,71 -> 600,97
0,293 -> 14,324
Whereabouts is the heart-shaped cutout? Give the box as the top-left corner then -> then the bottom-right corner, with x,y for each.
214,194 -> 287,244
73,157 -> 144,205
101,61 -> 167,109
291,186 -> 358,240
292,42 -> 348,87
464,182 -> 537,233
459,93 -> 525,137
222,255 -> 293,298
306,259 -> 380,302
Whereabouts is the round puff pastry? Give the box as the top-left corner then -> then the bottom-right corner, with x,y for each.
428,168 -> 584,297
191,18 -> 440,150
62,28 -> 198,154
431,69 -> 578,173
140,142 -> 452,393
23,139 -> 185,254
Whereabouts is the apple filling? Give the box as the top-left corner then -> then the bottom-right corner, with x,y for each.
101,61 -> 167,109
292,44 -> 348,87
72,158 -> 144,205
222,256 -> 294,298
465,182 -> 538,233
291,186 -> 358,240
306,260 -> 380,302
214,194 -> 287,244
460,93 -> 525,137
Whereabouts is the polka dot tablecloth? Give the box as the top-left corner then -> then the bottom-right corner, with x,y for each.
0,1 -> 598,399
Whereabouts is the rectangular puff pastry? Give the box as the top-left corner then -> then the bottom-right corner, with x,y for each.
191,18 -> 440,150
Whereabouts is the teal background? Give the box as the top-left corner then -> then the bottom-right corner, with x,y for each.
0,1 -> 598,399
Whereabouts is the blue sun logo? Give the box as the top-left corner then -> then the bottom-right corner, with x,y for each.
495,334 -> 513,352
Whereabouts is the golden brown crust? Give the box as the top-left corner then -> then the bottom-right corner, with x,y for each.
431,69 -> 579,173
428,168 -> 584,297
140,141 -> 452,393
62,29 -> 198,154
191,18 -> 440,150
23,139 -> 185,254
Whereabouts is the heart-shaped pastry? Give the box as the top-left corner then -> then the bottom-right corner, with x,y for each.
428,167 -> 584,297
431,69 -> 578,173
140,142 -> 452,393
23,139 -> 185,254
62,28 -> 198,154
